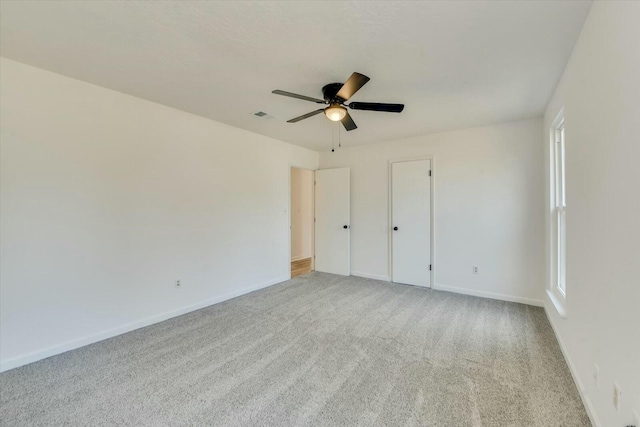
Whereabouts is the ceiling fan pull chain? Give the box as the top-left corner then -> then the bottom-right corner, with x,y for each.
332,124 -> 336,152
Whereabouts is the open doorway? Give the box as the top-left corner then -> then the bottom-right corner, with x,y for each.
290,167 -> 314,277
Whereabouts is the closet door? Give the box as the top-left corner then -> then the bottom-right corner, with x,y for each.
391,160 -> 431,287
315,168 -> 350,276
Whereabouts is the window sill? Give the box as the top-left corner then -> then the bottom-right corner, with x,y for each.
546,289 -> 567,319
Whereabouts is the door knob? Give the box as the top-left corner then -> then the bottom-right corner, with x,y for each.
393,226 -> 398,231
343,225 -> 348,229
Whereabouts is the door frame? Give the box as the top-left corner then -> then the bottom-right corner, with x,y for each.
388,156 -> 435,287
288,164 -> 316,279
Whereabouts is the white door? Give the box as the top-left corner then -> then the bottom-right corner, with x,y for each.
315,168 -> 350,275
391,160 -> 431,287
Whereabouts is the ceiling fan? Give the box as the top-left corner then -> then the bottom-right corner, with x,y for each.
272,72 -> 404,131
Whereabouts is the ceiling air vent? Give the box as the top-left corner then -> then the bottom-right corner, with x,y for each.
251,111 -> 275,120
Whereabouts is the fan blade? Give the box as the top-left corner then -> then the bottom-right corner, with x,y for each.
272,90 -> 325,104
348,102 -> 404,113
336,72 -> 370,101
287,109 -> 325,123
341,111 -> 357,131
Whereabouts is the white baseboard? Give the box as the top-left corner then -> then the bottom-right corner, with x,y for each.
0,276 -> 289,373
543,301 -> 600,427
433,283 -> 544,307
350,271 -> 391,282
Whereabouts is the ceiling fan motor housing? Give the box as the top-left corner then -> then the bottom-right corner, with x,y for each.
322,83 -> 346,103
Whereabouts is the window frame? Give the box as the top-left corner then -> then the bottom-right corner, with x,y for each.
555,121 -> 566,296
549,110 -> 567,316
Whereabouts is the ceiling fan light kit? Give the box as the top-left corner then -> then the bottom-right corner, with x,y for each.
272,72 -> 405,132
325,103 -> 347,122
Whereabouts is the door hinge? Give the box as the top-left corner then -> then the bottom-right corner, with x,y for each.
429,264 -> 432,271
429,170 -> 432,177
314,180 -> 316,185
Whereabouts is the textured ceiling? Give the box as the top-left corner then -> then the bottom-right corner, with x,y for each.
0,1 -> 591,151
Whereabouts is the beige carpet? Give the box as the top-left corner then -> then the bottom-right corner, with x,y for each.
0,272 -> 590,426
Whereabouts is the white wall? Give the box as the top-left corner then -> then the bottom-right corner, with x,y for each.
319,118 -> 545,305
0,58 -> 319,371
290,168 -> 314,261
542,3 -> 640,426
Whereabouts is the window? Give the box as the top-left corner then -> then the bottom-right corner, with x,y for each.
554,118 -> 566,296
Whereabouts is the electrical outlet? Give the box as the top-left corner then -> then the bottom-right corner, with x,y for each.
472,266 -> 479,274
176,280 -> 181,288
613,382 -> 621,412
593,364 -> 599,390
